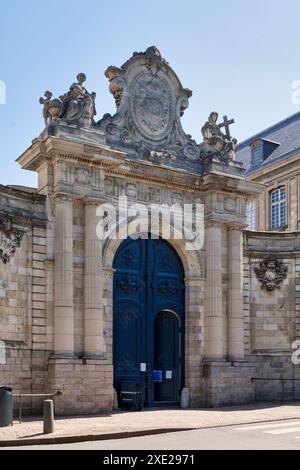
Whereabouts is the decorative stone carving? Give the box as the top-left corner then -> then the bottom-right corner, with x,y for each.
97,46 -> 201,170
169,192 -> 183,205
254,258 -> 288,292
199,112 -> 237,163
105,178 -> 114,195
224,197 -> 236,213
40,73 -> 96,127
75,167 -> 90,184
141,187 -> 161,203
147,150 -> 176,165
125,183 -> 138,198
0,218 -> 24,264
131,72 -> 172,141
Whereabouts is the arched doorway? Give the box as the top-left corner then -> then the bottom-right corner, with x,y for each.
113,237 -> 185,407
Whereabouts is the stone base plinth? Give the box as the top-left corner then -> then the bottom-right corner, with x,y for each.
47,357 -> 113,415
202,360 -> 255,407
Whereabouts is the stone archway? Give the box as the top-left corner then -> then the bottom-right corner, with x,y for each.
102,227 -> 205,406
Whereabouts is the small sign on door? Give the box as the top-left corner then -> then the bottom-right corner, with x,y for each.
166,370 -> 172,379
153,370 -> 163,382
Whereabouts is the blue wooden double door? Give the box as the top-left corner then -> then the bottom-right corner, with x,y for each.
113,237 -> 185,407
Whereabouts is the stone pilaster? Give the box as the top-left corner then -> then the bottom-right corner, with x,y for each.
53,193 -> 74,356
83,198 -> 105,357
227,226 -> 244,360
204,221 -> 224,359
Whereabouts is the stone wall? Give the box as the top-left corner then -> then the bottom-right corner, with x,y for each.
244,230 -> 300,400
0,185 -> 49,413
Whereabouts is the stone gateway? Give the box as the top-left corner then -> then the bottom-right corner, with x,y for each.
0,47 -> 299,415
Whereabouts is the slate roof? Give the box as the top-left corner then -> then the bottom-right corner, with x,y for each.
236,111 -> 300,174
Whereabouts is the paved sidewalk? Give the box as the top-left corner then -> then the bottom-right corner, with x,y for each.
0,402 -> 300,447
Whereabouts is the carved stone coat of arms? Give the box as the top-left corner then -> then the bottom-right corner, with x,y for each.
254,258 -> 288,292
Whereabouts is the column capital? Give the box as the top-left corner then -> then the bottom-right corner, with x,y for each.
52,192 -> 74,203
227,222 -> 247,231
205,219 -> 223,228
82,196 -> 105,206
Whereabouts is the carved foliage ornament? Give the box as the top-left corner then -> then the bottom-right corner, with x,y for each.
254,258 -> 288,292
0,218 -> 25,264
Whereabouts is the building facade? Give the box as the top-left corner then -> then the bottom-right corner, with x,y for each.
0,47 -> 299,415
237,112 -> 300,232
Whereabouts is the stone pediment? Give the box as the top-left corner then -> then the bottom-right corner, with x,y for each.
97,46 -> 202,171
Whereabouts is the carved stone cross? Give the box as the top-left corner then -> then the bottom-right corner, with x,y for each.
218,115 -> 234,139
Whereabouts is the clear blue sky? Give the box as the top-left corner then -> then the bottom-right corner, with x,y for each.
1,0 -> 300,187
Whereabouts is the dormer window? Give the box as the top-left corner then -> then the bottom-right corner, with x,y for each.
270,187 -> 286,229
250,138 -> 280,169
251,141 -> 264,167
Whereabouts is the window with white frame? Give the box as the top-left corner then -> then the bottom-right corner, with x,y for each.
270,187 -> 286,229
246,200 -> 257,230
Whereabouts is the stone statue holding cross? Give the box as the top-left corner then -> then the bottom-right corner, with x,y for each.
200,111 -> 237,162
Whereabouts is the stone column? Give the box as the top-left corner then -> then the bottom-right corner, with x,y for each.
227,226 -> 244,360
83,199 -> 105,357
53,194 -> 74,356
205,221 -> 224,359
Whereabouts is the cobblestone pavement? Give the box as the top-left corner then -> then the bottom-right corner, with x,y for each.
0,402 -> 300,444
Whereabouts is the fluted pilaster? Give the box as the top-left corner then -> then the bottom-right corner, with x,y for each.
84,199 -> 105,357
205,221 -> 224,358
227,226 -> 244,359
53,193 -> 74,356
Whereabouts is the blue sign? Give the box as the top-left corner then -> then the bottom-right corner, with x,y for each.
153,370 -> 163,382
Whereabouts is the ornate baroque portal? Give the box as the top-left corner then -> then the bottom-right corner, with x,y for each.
6,46 -> 264,414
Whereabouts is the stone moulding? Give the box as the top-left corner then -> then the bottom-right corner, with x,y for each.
254,257 -> 288,292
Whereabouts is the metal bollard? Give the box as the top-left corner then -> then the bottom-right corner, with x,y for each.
43,399 -> 54,434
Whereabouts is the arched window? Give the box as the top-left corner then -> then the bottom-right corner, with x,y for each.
270,187 -> 286,229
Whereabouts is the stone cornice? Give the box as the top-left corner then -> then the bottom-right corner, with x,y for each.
17,137 -> 265,198
17,137 -> 127,171
201,171 -> 265,197
0,184 -> 45,202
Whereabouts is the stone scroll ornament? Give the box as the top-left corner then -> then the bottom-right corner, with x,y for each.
39,73 -> 96,127
97,46 -> 197,166
96,46 -> 237,169
0,218 -> 24,264
254,258 -> 288,292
